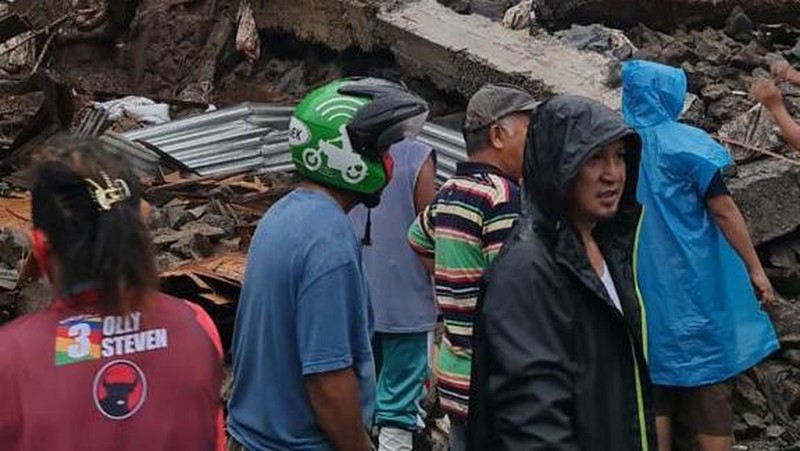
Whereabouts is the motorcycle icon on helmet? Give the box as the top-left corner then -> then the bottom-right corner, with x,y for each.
301,126 -> 368,184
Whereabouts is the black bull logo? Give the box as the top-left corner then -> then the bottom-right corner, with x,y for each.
99,369 -> 140,417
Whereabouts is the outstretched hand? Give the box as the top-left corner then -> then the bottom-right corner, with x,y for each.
750,78 -> 783,109
770,59 -> 794,81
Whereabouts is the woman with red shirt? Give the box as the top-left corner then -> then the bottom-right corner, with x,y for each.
0,136 -> 224,451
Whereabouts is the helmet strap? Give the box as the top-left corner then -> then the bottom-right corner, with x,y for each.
361,209 -> 373,247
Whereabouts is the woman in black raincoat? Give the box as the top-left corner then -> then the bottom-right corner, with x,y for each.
468,95 -> 656,451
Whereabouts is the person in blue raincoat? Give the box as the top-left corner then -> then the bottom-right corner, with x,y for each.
622,60 -> 779,451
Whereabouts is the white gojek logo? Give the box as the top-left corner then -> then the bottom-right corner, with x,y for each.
302,124 -> 368,184
288,117 -> 311,147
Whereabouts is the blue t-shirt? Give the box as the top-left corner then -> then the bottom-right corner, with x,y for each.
227,188 -> 376,450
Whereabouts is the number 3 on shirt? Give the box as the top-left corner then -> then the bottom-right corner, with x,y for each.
67,323 -> 91,359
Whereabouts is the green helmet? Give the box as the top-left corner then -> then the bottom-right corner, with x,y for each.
289,78 -> 429,198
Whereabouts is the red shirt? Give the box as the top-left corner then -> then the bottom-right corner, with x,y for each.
0,292 -> 224,451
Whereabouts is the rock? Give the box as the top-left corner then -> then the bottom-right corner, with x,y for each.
155,252 -> 184,272
737,411 -> 767,438
766,267 -> 800,297
731,41 -> 766,71
261,58 -> 296,80
219,238 -> 243,254
188,205 -> 208,219
554,24 -> 636,60
201,214 -> 237,238
205,200 -> 231,217
169,233 -> 214,260
660,40 -> 694,66
502,0 -> 534,31
743,412 -> 765,429
261,0 -> 622,107
782,349 -> 800,367
682,62 -> 708,93
701,83 -> 732,101
759,23 -> 800,47
705,63 -> 742,81
767,424 -> 786,439
469,0 -> 517,21
764,235 -> 800,269
166,206 -> 195,230
275,63 -> 307,96
790,40 -> 800,61
145,206 -> 170,230
437,0 -> 470,14
732,419 -> 750,439
692,29 -> 732,66
181,223 -> 227,241
764,295 -> 800,349
718,104 -> 785,164
727,159 -> 800,245
209,184 -> 237,201
707,96 -> 744,123
0,227 -> 28,269
152,225 -> 226,248
735,372 -> 769,416
680,95 -> 710,129
724,6 -> 755,42
627,23 -> 673,48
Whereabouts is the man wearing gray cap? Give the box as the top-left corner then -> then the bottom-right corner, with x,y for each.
408,83 -> 536,451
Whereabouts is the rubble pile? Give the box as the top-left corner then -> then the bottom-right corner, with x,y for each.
530,0 -> 800,30
144,171 -> 295,273
0,161 -> 296,326
626,18 -> 800,132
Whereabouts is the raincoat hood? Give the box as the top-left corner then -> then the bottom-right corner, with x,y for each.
469,95 -> 656,451
623,61 -> 778,387
622,60 -> 687,128
523,94 -> 641,227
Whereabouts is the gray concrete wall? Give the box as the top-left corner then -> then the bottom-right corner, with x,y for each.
254,0 -> 621,106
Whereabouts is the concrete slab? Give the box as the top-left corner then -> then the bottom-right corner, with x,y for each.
378,0 -> 620,106
255,0 -> 621,107
728,159 -> 800,245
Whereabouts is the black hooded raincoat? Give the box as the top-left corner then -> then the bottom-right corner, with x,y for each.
468,95 -> 656,451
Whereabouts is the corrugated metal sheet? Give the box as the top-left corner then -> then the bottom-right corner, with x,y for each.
417,122 -> 466,184
98,132 -> 161,178
122,103 -> 294,176
118,102 -> 468,180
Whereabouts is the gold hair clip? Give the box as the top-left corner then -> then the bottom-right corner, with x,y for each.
85,172 -> 131,211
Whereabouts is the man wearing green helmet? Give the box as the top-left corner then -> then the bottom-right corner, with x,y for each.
227,78 -> 429,451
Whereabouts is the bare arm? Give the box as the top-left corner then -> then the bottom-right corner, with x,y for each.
413,155 -> 437,273
305,368 -> 372,451
771,60 -> 800,87
764,101 -> 800,151
706,195 -> 775,304
750,77 -> 800,151
414,155 -> 437,215
786,70 -> 800,86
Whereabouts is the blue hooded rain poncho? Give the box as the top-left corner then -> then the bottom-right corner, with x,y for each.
622,60 -> 778,387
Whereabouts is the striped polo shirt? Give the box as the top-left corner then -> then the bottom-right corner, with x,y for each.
407,162 -> 520,417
